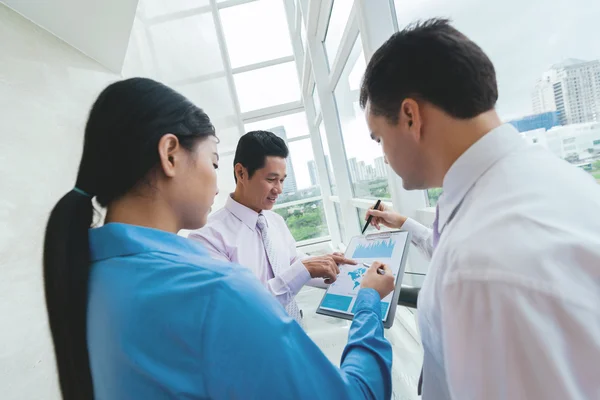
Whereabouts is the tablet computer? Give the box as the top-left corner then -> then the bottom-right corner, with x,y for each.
316,230 -> 411,329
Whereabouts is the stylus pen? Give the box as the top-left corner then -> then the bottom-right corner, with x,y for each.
363,263 -> 386,275
361,199 -> 381,234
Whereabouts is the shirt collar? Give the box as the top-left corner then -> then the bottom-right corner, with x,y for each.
225,194 -> 265,231
89,223 -> 208,262
437,124 -> 529,233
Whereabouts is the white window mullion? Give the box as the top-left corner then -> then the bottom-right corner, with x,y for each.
307,10 -> 361,244
283,0 -> 343,246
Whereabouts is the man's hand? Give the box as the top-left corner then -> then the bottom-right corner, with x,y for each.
361,262 -> 395,299
365,203 -> 407,230
302,253 -> 356,284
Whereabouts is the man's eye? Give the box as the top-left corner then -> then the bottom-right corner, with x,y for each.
213,164 -> 219,170
267,178 -> 275,182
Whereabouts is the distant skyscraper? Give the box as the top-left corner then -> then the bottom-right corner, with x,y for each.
358,161 -> 367,181
307,160 -> 318,187
374,157 -> 386,178
269,126 -> 297,195
532,75 -> 557,114
348,157 -> 359,183
366,165 -> 376,179
532,59 -> 600,125
324,155 -> 335,185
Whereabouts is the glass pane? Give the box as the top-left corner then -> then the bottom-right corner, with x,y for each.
334,202 -> 346,243
357,208 -> 395,234
220,0 -> 293,68
245,112 -> 310,140
324,0 -> 353,67
312,84 -> 321,116
427,188 -> 443,207
334,36 -> 391,199
283,138 -> 322,203
274,200 -> 329,242
234,62 -> 301,112
175,77 -> 240,153
319,121 -> 337,194
140,0 -> 209,19
393,0 -> 600,184
213,154 -> 235,212
149,13 -> 223,82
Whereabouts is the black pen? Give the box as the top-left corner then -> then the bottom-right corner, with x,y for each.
363,262 -> 387,275
361,199 -> 381,234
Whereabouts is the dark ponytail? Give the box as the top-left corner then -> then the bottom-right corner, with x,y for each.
43,78 -> 215,399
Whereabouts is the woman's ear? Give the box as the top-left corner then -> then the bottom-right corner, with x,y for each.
158,134 -> 180,178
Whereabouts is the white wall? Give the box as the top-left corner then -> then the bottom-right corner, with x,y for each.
0,4 -> 118,399
2,0 -> 139,72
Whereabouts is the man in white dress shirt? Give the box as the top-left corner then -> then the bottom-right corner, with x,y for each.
360,19 -> 600,399
189,130 -> 355,324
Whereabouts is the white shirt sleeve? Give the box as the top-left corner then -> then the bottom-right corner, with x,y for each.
188,229 -> 230,262
266,259 -> 311,306
440,270 -> 600,400
402,218 -> 434,260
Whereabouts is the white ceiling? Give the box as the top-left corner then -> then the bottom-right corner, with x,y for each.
2,0 -> 139,73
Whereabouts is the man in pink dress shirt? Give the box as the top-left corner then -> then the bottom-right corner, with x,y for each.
189,130 -> 355,324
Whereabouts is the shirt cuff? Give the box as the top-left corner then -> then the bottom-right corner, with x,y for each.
278,259 -> 311,296
402,218 -> 431,242
354,288 -> 382,318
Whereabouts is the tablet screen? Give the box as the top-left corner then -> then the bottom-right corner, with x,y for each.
319,231 -> 409,322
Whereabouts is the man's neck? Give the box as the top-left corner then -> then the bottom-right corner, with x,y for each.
435,110 -> 503,186
232,188 -> 262,214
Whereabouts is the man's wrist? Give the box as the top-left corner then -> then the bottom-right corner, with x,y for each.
397,215 -> 408,229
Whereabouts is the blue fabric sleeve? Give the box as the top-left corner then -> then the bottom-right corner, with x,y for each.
203,271 -> 393,400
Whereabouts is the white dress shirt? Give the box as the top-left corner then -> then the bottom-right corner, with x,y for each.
189,195 -> 322,307
402,124 -> 600,399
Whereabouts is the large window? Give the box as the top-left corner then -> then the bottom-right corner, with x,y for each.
334,36 -> 391,200
274,200 -> 329,242
234,62 -> 301,112
323,0 -> 353,67
220,0 -> 293,68
318,121 -> 336,194
394,0 -> 600,187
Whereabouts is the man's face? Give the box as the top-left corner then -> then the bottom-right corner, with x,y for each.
244,156 -> 287,211
366,102 -> 429,190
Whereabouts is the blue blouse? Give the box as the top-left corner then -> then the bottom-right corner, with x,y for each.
87,223 -> 392,399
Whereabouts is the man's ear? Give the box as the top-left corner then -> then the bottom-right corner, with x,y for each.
234,163 -> 245,182
401,98 -> 422,141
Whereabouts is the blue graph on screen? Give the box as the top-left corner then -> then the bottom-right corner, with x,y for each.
352,239 -> 395,258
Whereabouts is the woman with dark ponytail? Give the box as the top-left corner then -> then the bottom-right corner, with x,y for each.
43,78 -> 394,400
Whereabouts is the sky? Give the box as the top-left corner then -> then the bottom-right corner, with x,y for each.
393,0 -> 600,120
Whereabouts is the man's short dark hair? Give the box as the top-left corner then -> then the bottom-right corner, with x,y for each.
233,130 -> 289,182
359,18 -> 498,122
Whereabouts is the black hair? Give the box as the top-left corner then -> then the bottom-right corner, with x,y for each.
43,77 -> 215,399
233,130 -> 288,183
359,18 -> 498,122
